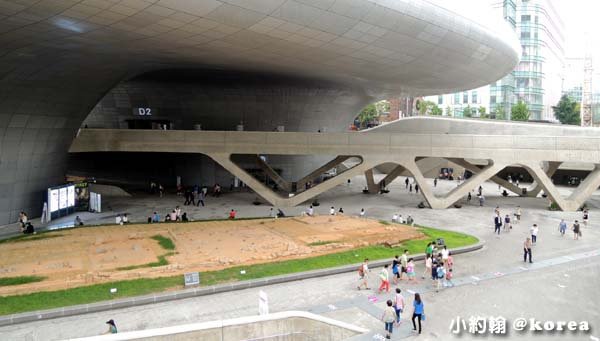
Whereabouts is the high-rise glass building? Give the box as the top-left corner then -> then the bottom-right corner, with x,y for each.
425,0 -> 565,121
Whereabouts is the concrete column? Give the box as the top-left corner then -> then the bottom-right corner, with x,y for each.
406,159 -> 505,209
295,155 -> 352,192
448,158 -> 522,196
378,165 -> 405,188
526,161 -> 562,197
208,153 -> 285,207
567,165 -> 600,205
254,155 -> 292,192
364,169 -> 378,194
522,163 -> 571,210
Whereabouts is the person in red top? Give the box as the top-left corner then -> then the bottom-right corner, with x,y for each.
229,209 -> 236,219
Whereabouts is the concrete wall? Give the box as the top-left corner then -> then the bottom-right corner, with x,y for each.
70,311 -> 367,341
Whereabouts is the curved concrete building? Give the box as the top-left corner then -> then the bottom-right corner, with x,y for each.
0,0 -> 519,224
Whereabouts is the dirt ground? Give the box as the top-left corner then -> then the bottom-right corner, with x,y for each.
0,216 -> 423,295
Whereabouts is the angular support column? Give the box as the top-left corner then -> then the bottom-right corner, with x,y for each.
448,158 -> 522,196
378,165 -> 405,188
526,161 -> 561,197
208,153 -> 286,206
568,165 -> 600,205
254,155 -> 292,192
364,169 -> 378,194
208,153 -> 374,207
295,155 -> 352,192
405,159 -> 505,209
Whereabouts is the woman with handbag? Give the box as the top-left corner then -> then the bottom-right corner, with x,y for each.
412,293 -> 425,334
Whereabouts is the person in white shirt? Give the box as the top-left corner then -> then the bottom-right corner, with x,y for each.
307,205 -> 314,216
360,208 -> 365,218
398,215 -> 405,224
441,246 -> 449,266
392,213 -> 398,223
530,224 -> 539,244
329,206 -> 335,215
115,214 -> 122,225
122,214 -> 128,224
175,206 -> 182,221
169,210 -> 177,221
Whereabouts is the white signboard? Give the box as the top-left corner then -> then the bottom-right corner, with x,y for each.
67,185 -> 75,207
258,290 -> 269,315
59,187 -> 67,209
49,189 -> 59,212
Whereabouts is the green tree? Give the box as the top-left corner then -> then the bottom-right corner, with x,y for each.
493,105 -> 505,120
463,105 -> 473,118
511,100 -> 530,121
478,106 -> 488,118
445,106 -> 453,117
357,103 -> 378,128
431,104 -> 443,116
552,94 -> 580,125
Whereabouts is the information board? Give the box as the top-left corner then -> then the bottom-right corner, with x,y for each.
184,272 -> 200,287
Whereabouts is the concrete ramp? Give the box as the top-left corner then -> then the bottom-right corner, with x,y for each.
67,311 -> 368,341
89,183 -> 132,197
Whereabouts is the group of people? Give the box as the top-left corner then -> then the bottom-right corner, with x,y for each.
148,206 -> 188,223
182,185 -> 207,207
358,257 -> 427,338
492,205 -> 521,235
149,181 -> 164,197
404,177 -> 420,194
391,213 -> 414,226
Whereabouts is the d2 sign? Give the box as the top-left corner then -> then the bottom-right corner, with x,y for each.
135,108 -> 152,116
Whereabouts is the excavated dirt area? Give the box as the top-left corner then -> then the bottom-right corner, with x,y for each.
0,216 -> 423,295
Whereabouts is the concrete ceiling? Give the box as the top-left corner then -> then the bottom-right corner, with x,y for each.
0,0 -> 520,97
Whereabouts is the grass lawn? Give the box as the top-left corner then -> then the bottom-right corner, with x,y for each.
0,276 -> 46,287
0,225 -> 477,316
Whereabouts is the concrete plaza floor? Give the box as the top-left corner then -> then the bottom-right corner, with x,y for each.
1,176 -> 600,340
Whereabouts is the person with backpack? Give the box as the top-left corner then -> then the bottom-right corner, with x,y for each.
378,264 -> 390,294
381,299 -> 397,339
504,214 -> 511,231
436,264 -> 445,291
411,293 -> 424,335
357,258 -> 370,290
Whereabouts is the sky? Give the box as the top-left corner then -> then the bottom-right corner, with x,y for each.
555,0 -> 600,59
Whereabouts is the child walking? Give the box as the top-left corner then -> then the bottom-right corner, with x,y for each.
382,299 -> 397,339
378,264 -> 390,293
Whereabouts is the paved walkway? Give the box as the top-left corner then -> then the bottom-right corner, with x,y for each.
1,176 -> 600,340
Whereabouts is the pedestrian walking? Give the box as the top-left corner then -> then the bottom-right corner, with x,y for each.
434,178 -> 438,187
515,206 -> 522,224
558,219 -> 567,236
400,250 -> 408,281
441,246 -> 449,266
583,209 -> 589,227
415,184 -> 419,193
409,184 -> 413,193
392,255 -> 400,285
523,237 -> 532,263
494,214 -> 502,235
382,299 -> 397,339
105,319 -> 118,334
573,220 -> 581,240
357,258 -> 370,290
479,194 -> 485,206
405,177 -> 409,189
435,264 -> 445,291
504,214 -> 511,231
197,190 -> 205,207
411,293 -> 424,335
467,191 -> 472,202
422,254 -> 432,279
158,184 -> 164,197
394,288 -> 404,325
478,185 -> 483,196
445,268 -> 454,287
530,224 -> 539,244
406,258 -> 416,282
378,264 -> 390,293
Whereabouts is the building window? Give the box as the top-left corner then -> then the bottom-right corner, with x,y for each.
521,31 -> 530,39
463,92 -> 468,104
454,93 -> 460,104
490,95 -> 496,104
472,91 -> 478,104
438,96 -> 443,105
521,15 -> 530,22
